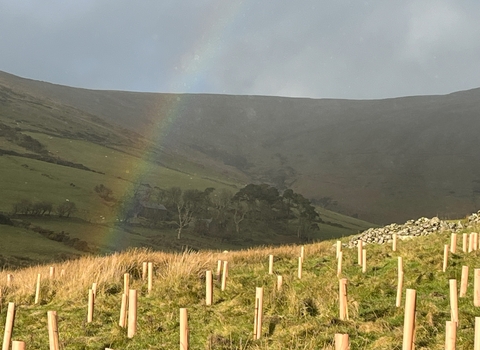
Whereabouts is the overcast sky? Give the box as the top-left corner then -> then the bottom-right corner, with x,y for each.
1,0 -> 479,99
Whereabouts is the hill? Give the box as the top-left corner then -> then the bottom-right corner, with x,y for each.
2,70 -> 480,224
0,215 -> 478,349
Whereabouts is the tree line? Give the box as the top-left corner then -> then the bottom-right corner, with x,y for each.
117,183 -> 322,241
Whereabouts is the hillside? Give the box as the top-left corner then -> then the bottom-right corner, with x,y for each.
2,70 -> 480,224
0,215 -> 478,349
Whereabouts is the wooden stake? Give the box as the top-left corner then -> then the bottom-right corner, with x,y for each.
277,275 -> 283,291
336,241 -> 342,259
362,248 -> 367,273
268,255 -> 274,274
450,233 -> 457,254
402,289 -> 416,350
475,232 -> 479,251
91,282 -> 97,298
337,251 -> 343,277
469,233 -> 474,253
35,274 -> 41,305
6,274 -> 13,288
216,260 -> 222,280
119,293 -> 127,328
123,273 -> 129,297
474,269 -> 480,307
49,266 -> 55,279
221,261 -> 228,291
443,244 -> 449,272
147,262 -> 153,295
127,289 -> 137,338
179,308 -> 188,350
297,257 -> 302,279
2,302 -> 15,350
460,265 -> 468,297
339,278 -> 348,320
463,233 -> 468,253
87,289 -> 94,323
357,240 -> 363,266
445,321 -> 456,350
300,246 -> 305,261
142,262 -> 147,281
392,233 -> 397,252
449,279 -> 458,325
11,341 -> 25,350
396,271 -> 404,308
334,333 -> 349,350
47,311 -> 59,350
205,270 -> 213,306
253,287 -> 264,340
475,317 -> 480,350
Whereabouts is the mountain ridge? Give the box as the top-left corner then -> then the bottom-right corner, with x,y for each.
1,69 -> 480,224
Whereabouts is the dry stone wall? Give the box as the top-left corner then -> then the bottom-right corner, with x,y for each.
348,210 -> 480,247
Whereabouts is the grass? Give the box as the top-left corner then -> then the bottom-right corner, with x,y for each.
1,224 -> 480,349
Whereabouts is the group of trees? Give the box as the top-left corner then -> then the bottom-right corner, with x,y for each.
117,183 -> 321,241
12,199 -> 77,218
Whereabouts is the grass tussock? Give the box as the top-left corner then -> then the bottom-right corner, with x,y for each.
1,229 -> 480,349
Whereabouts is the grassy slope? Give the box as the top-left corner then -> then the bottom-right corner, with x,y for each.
0,222 -> 478,349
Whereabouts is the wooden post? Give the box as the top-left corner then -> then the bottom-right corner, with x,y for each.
475,317 -> 480,350
357,240 -> 363,266
119,293 -> 127,327
469,233 -> 474,253
339,278 -> 348,320
277,275 -> 283,291
2,302 -> 15,350
297,257 -> 302,279
87,289 -> 94,323
449,279 -> 458,325
460,265 -> 468,297
463,233 -> 468,253
402,289 -> 416,350
443,244 -> 449,272
179,308 -> 188,350
268,255 -> 274,275
300,246 -> 305,261
47,311 -> 59,350
450,233 -> 457,254
392,233 -> 397,252
11,341 -> 25,350
49,266 -> 55,279
445,321 -> 456,350
474,269 -> 480,307
475,232 -> 479,251
336,241 -> 342,259
334,333 -> 349,350
216,260 -> 222,280
221,261 -> 228,291
205,271 -> 213,306
337,251 -> 343,277
35,274 -> 41,305
91,282 -> 97,297
142,262 -> 147,281
6,274 -> 13,288
396,258 -> 404,308
147,262 -> 153,295
362,248 -> 367,273
123,273 -> 129,297
127,289 -> 137,338
253,287 -> 264,340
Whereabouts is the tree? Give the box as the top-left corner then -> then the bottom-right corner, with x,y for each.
94,184 -> 114,202
57,201 -> 77,218
165,187 -> 210,239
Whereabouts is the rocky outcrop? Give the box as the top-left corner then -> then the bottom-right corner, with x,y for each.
347,211 -> 480,247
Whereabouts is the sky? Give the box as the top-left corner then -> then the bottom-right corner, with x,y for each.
1,0 -> 479,100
